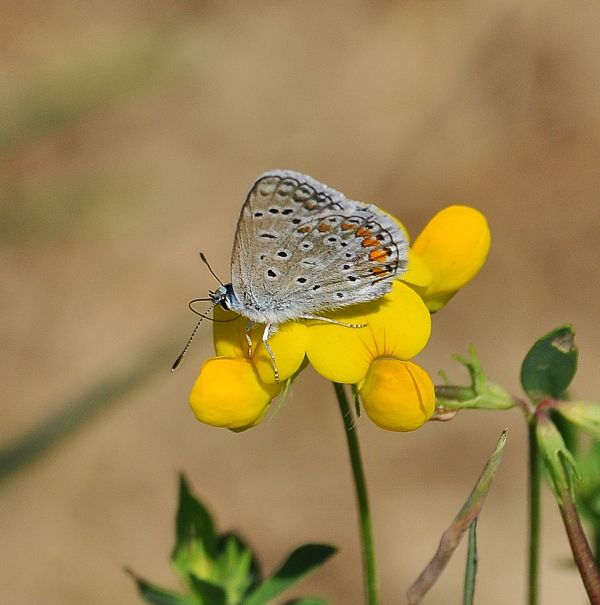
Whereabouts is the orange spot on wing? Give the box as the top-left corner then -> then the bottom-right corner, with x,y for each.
341,222 -> 356,231
369,249 -> 388,262
371,266 -> 389,276
297,226 -> 311,233
356,227 -> 371,237
318,223 -> 333,232
362,237 -> 379,247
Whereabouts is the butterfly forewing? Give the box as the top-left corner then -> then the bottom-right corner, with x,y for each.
230,170 -> 408,322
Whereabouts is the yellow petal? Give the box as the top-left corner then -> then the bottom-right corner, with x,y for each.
359,359 -> 435,431
411,205 -> 491,312
213,306 -> 307,384
189,357 -> 280,429
306,281 -> 431,384
402,249 -> 433,288
252,320 -> 307,384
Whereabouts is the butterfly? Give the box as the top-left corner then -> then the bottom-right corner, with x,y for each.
175,170 -> 408,381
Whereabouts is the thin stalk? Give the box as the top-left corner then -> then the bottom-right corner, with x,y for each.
463,519 -> 478,605
528,421 -> 541,605
333,382 -> 379,605
559,493 -> 600,605
595,524 -> 600,569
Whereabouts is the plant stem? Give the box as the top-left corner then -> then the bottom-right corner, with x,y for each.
594,524 -> 600,569
333,382 -> 379,605
463,519 -> 478,605
528,421 -> 541,605
559,492 -> 600,605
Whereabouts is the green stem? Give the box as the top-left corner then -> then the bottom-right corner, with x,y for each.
463,519 -> 478,605
528,420 -> 541,605
333,382 -> 379,605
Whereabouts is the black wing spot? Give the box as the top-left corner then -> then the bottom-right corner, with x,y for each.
336,292 -> 344,298
297,277 -> 307,284
277,250 -> 289,258
268,208 -> 279,214
348,275 -> 358,282
260,232 -> 278,239
291,218 -> 302,224
254,211 -> 264,218
267,269 -> 277,279
282,208 -> 294,215
312,284 -> 321,290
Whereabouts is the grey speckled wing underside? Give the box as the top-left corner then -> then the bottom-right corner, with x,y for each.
230,169 -> 408,324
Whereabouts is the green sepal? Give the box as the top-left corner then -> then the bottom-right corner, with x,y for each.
126,569 -> 197,605
536,415 -> 580,502
171,474 -> 218,581
243,544 -> 337,605
520,326 -> 578,403
435,346 -> 514,410
555,401 -> 600,440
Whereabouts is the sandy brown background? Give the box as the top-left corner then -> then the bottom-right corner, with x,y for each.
2,2 -> 600,604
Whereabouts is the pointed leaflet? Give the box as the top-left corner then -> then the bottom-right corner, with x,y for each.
126,569 -> 196,605
407,430 -> 507,605
171,474 -> 218,577
243,544 -> 337,605
189,575 -> 227,605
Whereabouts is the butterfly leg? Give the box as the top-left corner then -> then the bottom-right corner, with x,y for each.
301,315 -> 367,329
261,323 -> 280,384
244,321 -> 256,357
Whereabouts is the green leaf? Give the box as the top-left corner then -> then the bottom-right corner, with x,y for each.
126,569 -> 197,605
520,326 -> 578,403
189,575 -> 226,605
243,544 -> 337,605
171,474 -> 218,580
407,430 -> 507,605
213,532 -> 261,603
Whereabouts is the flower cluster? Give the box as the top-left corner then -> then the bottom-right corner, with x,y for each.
189,205 -> 490,432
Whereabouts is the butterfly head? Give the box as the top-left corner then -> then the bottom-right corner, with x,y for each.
210,283 -> 244,314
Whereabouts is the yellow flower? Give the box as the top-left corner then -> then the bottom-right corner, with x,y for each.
188,306 -> 306,430
359,359 -> 435,431
188,204 -> 490,432
189,357 -> 279,429
405,205 -> 491,312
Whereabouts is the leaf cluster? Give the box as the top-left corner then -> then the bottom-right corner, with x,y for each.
128,475 -> 336,605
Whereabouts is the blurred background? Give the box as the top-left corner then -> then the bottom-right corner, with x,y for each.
2,1 -> 600,604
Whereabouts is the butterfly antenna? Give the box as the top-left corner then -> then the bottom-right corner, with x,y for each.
171,301 -> 217,371
199,252 -> 224,286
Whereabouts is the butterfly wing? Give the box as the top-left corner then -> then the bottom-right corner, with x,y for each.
231,170 -> 408,323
